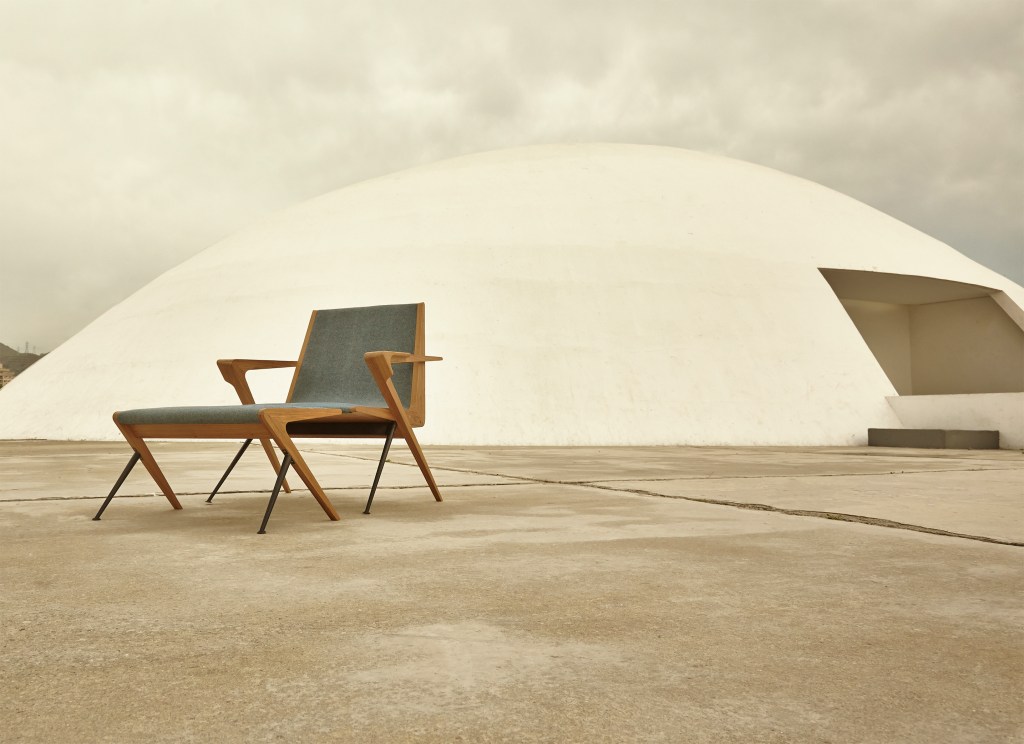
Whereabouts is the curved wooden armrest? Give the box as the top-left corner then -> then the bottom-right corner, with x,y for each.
391,353 -> 443,364
217,359 -> 298,405
218,359 -> 297,374
363,351 -> 442,382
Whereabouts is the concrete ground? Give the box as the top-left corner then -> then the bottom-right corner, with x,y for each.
1,440 -> 1021,743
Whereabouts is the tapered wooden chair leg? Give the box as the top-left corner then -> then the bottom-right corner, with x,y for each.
259,409 -> 341,521
115,422 -> 181,509
400,424 -> 443,502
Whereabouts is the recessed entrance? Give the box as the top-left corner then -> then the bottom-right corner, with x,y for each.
820,269 -> 1024,395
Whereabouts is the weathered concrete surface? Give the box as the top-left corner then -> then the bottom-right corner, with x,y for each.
386,445 -> 1024,544
385,444 -> 1022,482
611,469 -> 1024,544
1,442 -> 1022,743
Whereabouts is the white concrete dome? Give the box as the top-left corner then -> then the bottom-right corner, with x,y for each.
2,143 -> 1022,444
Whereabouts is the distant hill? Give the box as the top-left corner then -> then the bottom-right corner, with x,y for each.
0,343 -> 43,375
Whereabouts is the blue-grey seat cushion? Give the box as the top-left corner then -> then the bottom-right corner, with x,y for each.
117,402 -> 355,426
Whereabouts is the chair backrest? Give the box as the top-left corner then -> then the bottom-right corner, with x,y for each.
287,303 -> 423,412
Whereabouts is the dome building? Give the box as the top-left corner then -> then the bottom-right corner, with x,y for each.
2,144 -> 1022,446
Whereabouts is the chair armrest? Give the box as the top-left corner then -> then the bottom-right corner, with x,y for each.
363,351 -> 442,381
217,359 -> 298,405
218,359 -> 298,374
390,353 -> 443,364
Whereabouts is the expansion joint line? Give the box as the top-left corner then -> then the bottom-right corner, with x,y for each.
305,449 -> 1024,548
582,482 -> 1024,548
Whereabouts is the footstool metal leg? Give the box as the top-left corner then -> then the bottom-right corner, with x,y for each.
93,451 -> 142,521
257,453 -> 292,534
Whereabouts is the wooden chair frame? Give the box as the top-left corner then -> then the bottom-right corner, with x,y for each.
93,303 -> 442,533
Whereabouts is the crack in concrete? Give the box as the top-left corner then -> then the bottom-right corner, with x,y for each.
304,450 -> 1024,548
580,482 -> 1024,548
9,447 -> 1018,547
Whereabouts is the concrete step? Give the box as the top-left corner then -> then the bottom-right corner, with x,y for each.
868,428 -> 1000,450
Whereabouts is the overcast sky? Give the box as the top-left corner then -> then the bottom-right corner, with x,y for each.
1,0 -> 1021,352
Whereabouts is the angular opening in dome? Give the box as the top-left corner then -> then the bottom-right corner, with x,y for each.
820,269 -> 1024,395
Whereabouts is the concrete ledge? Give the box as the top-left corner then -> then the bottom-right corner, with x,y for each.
869,428 -> 999,449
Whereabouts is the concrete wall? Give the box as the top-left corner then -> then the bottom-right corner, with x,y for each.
888,393 -> 1024,449
840,300 -> 913,394
1,144 -> 1022,444
910,297 -> 1024,394
835,282 -> 1024,397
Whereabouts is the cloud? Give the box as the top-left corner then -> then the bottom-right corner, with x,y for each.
0,0 -> 1020,349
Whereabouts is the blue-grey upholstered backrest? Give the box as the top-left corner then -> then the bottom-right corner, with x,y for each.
289,304 -> 418,407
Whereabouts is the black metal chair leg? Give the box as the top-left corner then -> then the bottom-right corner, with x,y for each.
363,422 -> 397,515
93,451 -> 142,521
207,439 -> 253,503
257,453 -> 292,534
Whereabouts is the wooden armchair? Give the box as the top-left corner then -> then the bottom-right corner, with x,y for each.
93,303 -> 442,533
